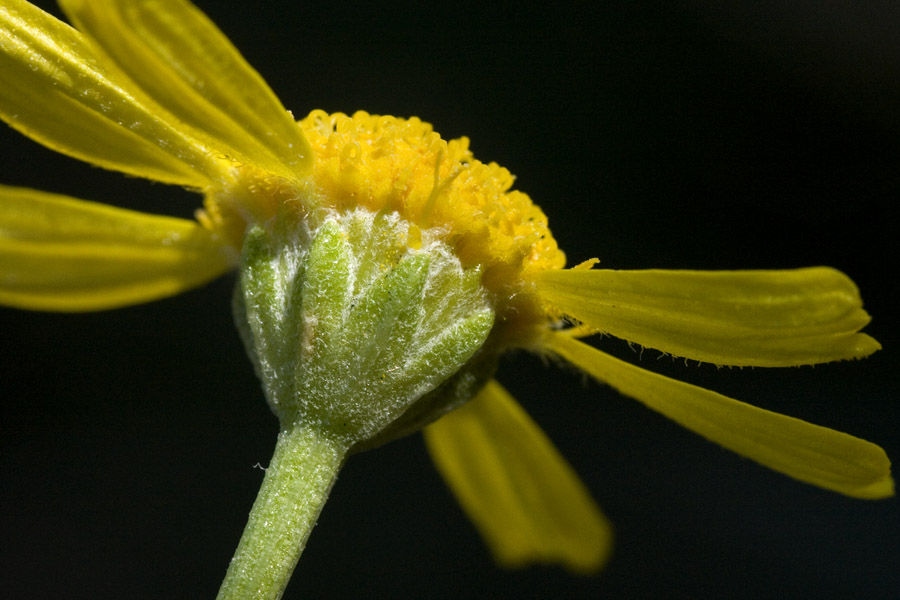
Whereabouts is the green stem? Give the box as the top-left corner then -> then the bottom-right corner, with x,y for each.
217,424 -> 347,600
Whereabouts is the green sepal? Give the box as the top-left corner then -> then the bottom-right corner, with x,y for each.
235,209 -> 495,446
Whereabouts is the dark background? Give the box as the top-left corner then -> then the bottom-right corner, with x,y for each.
2,1 -> 898,598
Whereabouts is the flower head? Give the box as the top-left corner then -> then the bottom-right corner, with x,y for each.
0,0 -> 892,593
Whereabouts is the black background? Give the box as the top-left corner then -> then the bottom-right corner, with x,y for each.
2,1 -> 899,598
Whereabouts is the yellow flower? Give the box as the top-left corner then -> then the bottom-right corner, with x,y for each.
0,0 -> 892,589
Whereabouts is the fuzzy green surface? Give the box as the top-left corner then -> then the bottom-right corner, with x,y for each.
221,208 -> 496,599
216,425 -> 345,600
236,208 -> 495,445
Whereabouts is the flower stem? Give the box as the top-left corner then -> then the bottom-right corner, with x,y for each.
216,424 -> 347,600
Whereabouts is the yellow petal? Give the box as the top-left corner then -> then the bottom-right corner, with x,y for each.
59,0 -> 311,179
423,380 -> 613,573
0,184 -> 232,311
535,267 -> 880,367
0,0 -> 221,186
545,332 -> 894,499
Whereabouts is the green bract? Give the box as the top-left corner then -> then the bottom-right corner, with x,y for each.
236,209 -> 495,446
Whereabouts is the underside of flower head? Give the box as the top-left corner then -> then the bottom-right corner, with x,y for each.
0,0 -> 893,588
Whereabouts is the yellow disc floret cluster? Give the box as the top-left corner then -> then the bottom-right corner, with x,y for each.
297,111 -> 566,293
200,110 -> 568,346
